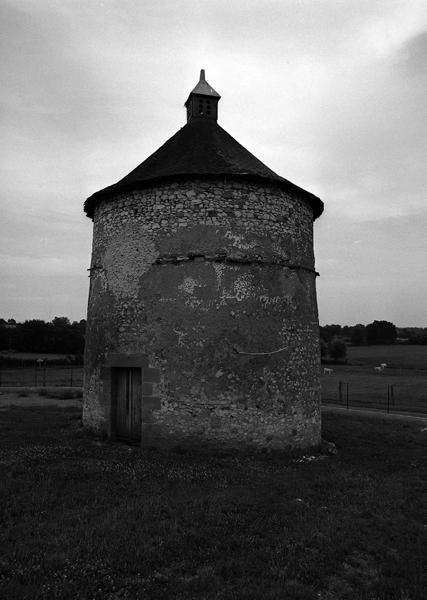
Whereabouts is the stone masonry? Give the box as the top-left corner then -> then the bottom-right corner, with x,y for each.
83,176 -> 322,449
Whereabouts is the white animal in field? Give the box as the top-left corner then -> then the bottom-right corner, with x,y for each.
380,363 -> 387,369
374,366 -> 383,373
323,367 -> 333,375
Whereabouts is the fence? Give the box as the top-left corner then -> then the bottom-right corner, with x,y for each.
1,364 -> 426,414
322,378 -> 427,415
0,364 -> 83,387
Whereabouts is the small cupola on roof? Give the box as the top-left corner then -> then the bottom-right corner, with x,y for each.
185,69 -> 220,122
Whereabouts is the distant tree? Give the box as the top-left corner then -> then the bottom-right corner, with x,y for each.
409,328 -> 427,345
351,324 -> 367,346
327,337 -> 347,362
19,320 -> 51,353
0,317 -> 86,355
366,320 -> 397,345
320,338 -> 328,359
320,324 -> 342,343
51,317 -> 83,354
0,320 -> 8,351
398,327 -> 414,342
52,316 -> 71,328
397,327 -> 427,345
70,319 -> 86,355
341,325 -> 353,341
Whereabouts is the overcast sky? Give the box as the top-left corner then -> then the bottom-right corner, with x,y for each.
1,0 -> 426,326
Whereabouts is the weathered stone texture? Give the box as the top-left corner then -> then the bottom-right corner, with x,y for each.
83,177 -> 321,449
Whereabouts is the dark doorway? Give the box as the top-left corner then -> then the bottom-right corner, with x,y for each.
113,367 -> 142,443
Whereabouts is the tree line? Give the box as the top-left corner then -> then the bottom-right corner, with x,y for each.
321,321 -> 427,346
320,320 -> 427,363
1,317 -> 426,364
0,318 -> 86,359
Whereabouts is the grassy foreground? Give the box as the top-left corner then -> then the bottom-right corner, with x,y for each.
0,407 -> 426,600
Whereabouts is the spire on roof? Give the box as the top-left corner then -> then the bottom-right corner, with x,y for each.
185,69 -> 220,123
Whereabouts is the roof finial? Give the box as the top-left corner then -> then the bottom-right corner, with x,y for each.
185,70 -> 220,122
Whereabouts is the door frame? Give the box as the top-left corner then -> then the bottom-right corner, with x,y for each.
111,366 -> 143,443
100,353 -> 148,441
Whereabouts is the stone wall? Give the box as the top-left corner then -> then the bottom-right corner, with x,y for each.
83,177 -> 321,449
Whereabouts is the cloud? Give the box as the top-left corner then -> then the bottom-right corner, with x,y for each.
316,211 -> 427,325
1,0 -> 426,324
396,29 -> 427,76
309,24 -> 427,222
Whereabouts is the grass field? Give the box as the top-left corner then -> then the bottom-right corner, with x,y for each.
346,345 -> 427,370
0,406 -> 426,599
322,345 -> 427,414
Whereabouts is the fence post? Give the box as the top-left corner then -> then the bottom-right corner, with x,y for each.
70,366 -> 73,387
42,364 -> 46,387
391,384 -> 395,407
387,385 -> 390,414
339,381 -> 342,403
0,362 -> 2,387
346,383 -> 349,409
34,363 -> 37,386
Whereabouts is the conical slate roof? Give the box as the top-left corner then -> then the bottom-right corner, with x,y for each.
84,118 -> 323,218
84,70 -> 323,219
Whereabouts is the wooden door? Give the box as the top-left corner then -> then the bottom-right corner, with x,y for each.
113,368 -> 142,442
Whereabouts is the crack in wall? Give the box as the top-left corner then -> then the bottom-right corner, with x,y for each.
154,253 -> 319,275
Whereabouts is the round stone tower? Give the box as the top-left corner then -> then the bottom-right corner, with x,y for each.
83,70 -> 324,450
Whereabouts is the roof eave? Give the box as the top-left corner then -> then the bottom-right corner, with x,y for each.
84,173 -> 323,220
